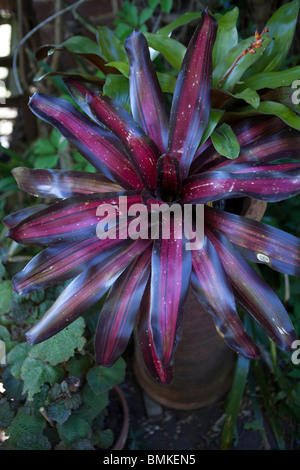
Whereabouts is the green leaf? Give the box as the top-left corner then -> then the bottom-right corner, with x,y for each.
0,280 -> 13,314
148,0 -> 160,8
17,434 -> 52,450
244,0 -> 300,76
6,407 -> 45,449
24,384 -> 50,417
239,66 -> 300,91
199,109 -> 224,147
234,88 -> 260,109
211,123 -> 240,159
66,354 -> 92,377
103,74 -> 130,113
32,137 -> 55,155
21,356 -> 64,400
157,12 -> 202,36
87,358 -> 126,395
213,35 -> 272,90
161,0 -> 173,13
34,154 -> 59,169
262,87 -> 300,116
0,260 -> 6,279
253,361 -> 285,449
256,100 -> 300,131
97,429 -> 114,449
47,400 -> 71,424
1,367 -> 25,400
0,325 -> 11,343
157,72 -> 176,94
212,7 -> 239,69
97,26 -> 127,62
118,1 -> 139,27
113,23 -> 133,41
28,317 -> 86,366
57,410 -> 91,446
7,343 -> 31,379
139,7 -> 154,25
106,60 -> 129,77
50,129 -> 68,150
64,392 -> 82,411
57,36 -> 101,55
144,32 -> 186,70
71,439 -> 95,450
221,354 -> 250,449
0,398 -> 15,427
83,384 -> 109,419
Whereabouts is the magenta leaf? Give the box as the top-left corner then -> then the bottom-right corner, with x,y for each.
149,229 -> 192,366
207,228 -> 297,351
3,204 -> 48,229
64,78 -> 160,190
124,31 -> 169,154
156,154 -> 182,202
7,191 -> 142,245
12,236 -> 131,295
29,93 -> 143,190
95,246 -> 152,367
206,205 -> 300,276
137,281 -> 174,384
192,116 -> 300,174
12,167 -> 122,198
182,168 -> 300,204
168,10 -> 218,178
191,236 -> 260,359
25,238 -> 151,345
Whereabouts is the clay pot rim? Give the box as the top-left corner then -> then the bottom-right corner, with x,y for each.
111,385 -> 129,450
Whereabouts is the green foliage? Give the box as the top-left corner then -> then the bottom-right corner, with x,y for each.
211,122 -> 240,159
113,0 -> 174,39
0,263 -> 127,450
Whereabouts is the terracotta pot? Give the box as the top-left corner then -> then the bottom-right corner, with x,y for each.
111,385 -> 129,450
133,198 -> 267,410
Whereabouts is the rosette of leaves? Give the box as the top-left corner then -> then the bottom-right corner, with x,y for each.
3,3 -> 300,386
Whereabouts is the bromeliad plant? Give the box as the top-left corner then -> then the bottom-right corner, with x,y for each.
4,8 -> 300,384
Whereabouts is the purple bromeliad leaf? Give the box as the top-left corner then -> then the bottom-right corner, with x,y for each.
29,93 -> 143,190
192,116 -> 300,174
191,236 -> 260,359
64,78 -> 160,190
6,11 -> 300,381
206,205 -> 300,276
124,31 -> 169,155
12,167 -> 123,198
95,246 -> 152,367
137,280 -> 174,384
6,191 -> 142,245
207,228 -> 297,352
182,168 -> 300,204
3,204 -> 48,229
156,154 -> 182,202
25,238 -> 151,345
149,227 -> 192,366
12,228 -> 134,295
168,10 -> 217,178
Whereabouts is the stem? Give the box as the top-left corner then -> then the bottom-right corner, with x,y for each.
13,0 -> 86,95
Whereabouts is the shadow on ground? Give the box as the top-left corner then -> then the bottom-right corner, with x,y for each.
119,358 -> 281,451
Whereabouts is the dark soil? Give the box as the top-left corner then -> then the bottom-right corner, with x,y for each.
117,357 -> 291,451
